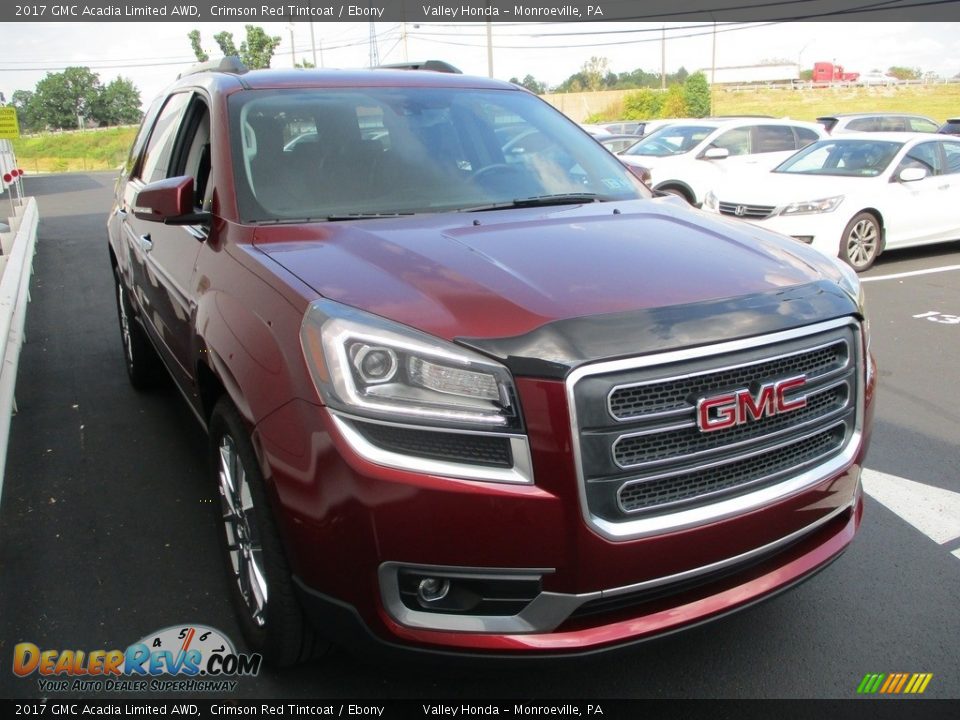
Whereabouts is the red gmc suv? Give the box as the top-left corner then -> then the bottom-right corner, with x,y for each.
108,59 -> 875,665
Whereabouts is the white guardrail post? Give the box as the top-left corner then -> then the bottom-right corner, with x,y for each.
0,137 -> 39,499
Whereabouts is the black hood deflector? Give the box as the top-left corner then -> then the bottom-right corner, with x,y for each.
456,281 -> 859,380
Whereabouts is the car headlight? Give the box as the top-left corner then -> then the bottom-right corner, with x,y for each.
300,299 -> 520,431
702,190 -> 719,212
779,195 -> 844,216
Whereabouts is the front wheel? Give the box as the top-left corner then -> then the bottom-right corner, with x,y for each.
209,397 -> 327,666
839,212 -> 881,272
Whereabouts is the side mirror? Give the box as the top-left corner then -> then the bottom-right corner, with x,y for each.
134,175 -> 210,225
897,167 -> 927,182
701,147 -> 730,160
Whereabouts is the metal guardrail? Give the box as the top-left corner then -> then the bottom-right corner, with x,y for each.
0,139 -> 38,497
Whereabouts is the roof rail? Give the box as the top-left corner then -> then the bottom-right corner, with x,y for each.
178,56 -> 249,80
377,60 -> 462,74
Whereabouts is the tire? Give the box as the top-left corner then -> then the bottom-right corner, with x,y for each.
113,267 -> 163,390
209,397 -> 327,666
659,187 -> 692,204
839,212 -> 881,272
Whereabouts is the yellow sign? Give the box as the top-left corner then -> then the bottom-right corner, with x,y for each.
0,107 -> 20,139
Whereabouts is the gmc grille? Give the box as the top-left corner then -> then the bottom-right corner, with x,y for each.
569,319 -> 862,537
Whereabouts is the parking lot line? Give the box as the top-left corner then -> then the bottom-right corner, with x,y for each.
860,265 -> 960,283
862,469 -> 960,549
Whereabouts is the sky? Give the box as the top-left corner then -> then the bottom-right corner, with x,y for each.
2,21 -> 959,108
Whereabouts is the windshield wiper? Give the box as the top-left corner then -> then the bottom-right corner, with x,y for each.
459,193 -> 600,213
324,212 -> 416,221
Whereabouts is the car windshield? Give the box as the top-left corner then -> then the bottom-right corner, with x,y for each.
228,87 -> 647,220
620,125 -> 714,158
774,139 -> 903,177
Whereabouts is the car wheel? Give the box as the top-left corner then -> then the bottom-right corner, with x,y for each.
113,267 -> 162,389
210,397 -> 327,666
659,187 -> 692,204
840,212 -> 881,272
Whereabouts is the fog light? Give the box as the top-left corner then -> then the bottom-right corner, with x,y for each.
417,577 -> 451,604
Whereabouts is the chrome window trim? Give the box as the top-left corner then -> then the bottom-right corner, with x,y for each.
567,317 -> 865,541
329,412 -> 534,485
606,336 -> 850,422
378,499 -> 853,633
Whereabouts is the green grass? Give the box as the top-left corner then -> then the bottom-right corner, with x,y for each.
711,83 -> 960,123
11,125 -> 138,173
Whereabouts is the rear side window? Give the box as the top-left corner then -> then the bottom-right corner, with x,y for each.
846,117 -> 880,132
795,127 -> 820,148
752,125 -> 797,153
137,93 -> 191,184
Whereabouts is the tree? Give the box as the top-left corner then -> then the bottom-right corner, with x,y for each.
887,66 -> 922,81
188,29 -> 209,62
295,60 -> 316,69
659,85 -> 688,118
683,72 -> 711,118
10,90 -> 40,133
509,74 -> 546,94
623,88 -> 663,119
582,56 -> 610,91
190,26 -> 282,69
33,67 -> 103,129
92,77 -> 142,126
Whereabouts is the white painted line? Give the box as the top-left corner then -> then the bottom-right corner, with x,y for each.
861,469 -> 960,546
953,548 -> 960,561
860,265 -> 960,283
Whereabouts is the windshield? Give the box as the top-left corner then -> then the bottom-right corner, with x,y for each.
621,125 -> 714,158
228,87 -> 648,221
774,139 -> 903,177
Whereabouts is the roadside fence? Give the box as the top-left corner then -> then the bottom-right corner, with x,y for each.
0,138 -> 39,496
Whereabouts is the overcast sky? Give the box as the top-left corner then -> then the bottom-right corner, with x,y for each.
2,21 -> 959,107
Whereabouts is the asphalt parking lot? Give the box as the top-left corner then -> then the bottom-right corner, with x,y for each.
0,171 -> 957,700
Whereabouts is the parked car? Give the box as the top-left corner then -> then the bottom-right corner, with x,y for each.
938,118 -> 960,136
857,72 -> 899,86
108,58 -> 874,664
598,133 -> 641,154
618,118 -> 824,205
703,132 -> 960,271
599,120 -> 645,135
817,113 -> 939,135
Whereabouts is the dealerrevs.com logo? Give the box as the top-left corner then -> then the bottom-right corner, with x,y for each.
12,624 -> 261,693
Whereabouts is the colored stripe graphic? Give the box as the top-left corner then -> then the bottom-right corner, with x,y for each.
857,673 -> 932,694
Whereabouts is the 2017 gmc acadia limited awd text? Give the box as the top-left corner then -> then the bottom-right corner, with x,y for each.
108,60 -> 875,665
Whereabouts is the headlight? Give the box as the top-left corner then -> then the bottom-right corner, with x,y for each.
300,299 -> 520,431
779,195 -> 844,216
702,190 -> 719,212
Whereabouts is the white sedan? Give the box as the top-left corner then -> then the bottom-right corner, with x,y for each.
702,132 -> 960,271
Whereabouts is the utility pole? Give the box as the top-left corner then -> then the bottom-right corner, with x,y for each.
310,22 -> 318,67
289,23 -> 296,67
661,26 -> 666,90
710,21 -> 717,115
486,18 -> 494,78
369,22 -> 379,67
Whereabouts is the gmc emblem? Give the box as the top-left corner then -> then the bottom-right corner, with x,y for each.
696,376 -> 807,432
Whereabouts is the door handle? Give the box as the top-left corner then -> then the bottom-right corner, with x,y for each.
138,234 -> 153,253
938,184 -> 950,190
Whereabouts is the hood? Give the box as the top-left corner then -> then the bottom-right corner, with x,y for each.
715,170 -> 876,206
254,198 -> 852,352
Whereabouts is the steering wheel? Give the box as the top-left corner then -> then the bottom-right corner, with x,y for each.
472,163 -> 515,181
